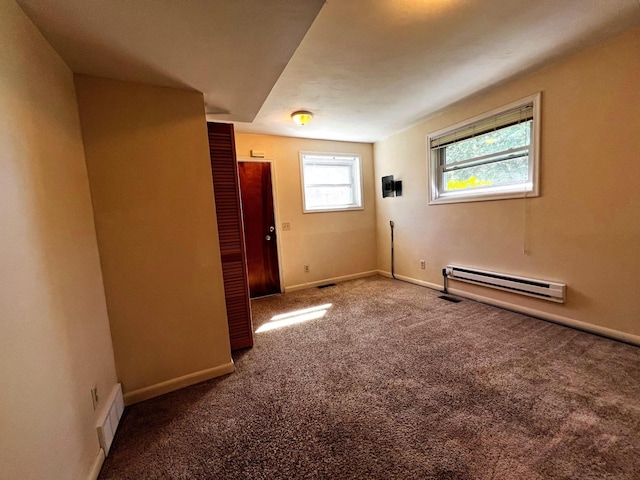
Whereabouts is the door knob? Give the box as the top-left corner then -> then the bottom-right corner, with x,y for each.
265,235 -> 271,241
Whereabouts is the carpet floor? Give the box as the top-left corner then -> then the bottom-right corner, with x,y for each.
99,276 -> 640,479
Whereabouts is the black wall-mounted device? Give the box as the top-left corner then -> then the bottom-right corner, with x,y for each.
382,175 -> 402,198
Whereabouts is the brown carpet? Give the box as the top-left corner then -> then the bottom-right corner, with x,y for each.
99,276 -> 640,479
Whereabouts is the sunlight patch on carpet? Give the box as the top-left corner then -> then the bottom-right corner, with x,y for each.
255,303 -> 333,333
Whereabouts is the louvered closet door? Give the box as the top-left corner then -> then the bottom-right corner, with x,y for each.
207,122 -> 253,350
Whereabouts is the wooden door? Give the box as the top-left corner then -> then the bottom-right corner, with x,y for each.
238,162 -> 281,298
207,122 -> 253,350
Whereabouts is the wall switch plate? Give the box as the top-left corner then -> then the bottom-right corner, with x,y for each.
282,222 -> 291,231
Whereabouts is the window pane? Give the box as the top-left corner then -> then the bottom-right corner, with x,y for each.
305,186 -> 354,209
429,95 -> 539,204
301,153 -> 363,212
444,121 -> 531,165
304,164 -> 352,185
443,156 -> 529,192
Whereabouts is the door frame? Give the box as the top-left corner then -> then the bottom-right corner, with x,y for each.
238,157 -> 285,296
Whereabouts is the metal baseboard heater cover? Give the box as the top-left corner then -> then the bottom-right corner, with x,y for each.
97,383 -> 124,456
445,265 -> 566,303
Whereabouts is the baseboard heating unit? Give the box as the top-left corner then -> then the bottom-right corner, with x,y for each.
445,265 -> 566,303
97,383 -> 124,456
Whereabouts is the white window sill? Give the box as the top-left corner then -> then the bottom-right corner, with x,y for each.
430,186 -> 538,205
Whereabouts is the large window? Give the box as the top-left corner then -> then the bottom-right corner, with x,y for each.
428,93 -> 540,204
300,152 -> 363,213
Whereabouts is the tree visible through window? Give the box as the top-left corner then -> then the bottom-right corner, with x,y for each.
428,93 -> 540,204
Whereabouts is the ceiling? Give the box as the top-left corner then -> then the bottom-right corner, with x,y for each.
17,0 -> 640,143
16,0 -> 325,122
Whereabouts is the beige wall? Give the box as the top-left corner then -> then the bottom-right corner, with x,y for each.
374,26 -> 640,339
0,1 -> 118,478
234,134 -> 376,289
74,76 -> 233,403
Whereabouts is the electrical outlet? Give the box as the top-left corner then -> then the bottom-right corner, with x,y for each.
91,385 -> 99,410
420,260 -> 426,269
304,265 -> 310,273
282,222 -> 291,231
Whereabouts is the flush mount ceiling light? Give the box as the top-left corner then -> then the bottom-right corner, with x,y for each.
291,110 -> 313,126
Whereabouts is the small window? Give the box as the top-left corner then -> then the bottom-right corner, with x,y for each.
428,93 -> 540,204
300,152 -> 363,213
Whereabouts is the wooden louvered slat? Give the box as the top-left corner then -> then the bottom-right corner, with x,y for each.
207,122 -> 253,350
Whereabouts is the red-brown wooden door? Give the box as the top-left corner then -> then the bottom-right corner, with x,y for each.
238,161 -> 281,298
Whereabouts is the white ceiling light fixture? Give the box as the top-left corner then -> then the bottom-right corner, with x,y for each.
291,110 -> 314,125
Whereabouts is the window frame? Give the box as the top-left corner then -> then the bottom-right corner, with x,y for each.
299,152 -> 364,213
427,93 -> 541,205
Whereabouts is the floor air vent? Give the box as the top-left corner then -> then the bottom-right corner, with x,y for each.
445,265 -> 566,303
439,295 -> 461,303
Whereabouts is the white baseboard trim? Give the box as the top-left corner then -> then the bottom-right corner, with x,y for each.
285,270 -> 378,293
377,270 -> 640,347
87,448 -> 105,480
377,270 -> 443,290
448,288 -> 640,347
123,361 -> 235,406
